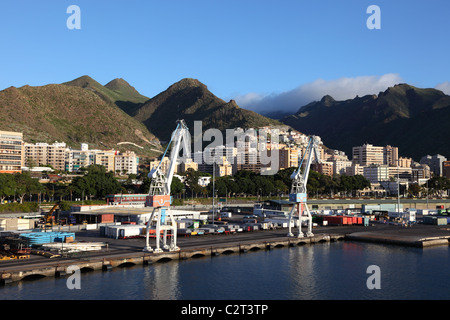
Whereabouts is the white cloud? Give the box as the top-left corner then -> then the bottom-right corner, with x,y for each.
436,82 -> 450,95
235,73 -> 404,115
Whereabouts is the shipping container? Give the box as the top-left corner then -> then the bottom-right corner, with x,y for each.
323,216 -> 345,226
423,216 -> 447,225
100,214 -> 114,224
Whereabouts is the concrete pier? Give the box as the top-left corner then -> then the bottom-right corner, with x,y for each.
345,232 -> 450,248
2,222 -> 450,285
0,233 -> 344,285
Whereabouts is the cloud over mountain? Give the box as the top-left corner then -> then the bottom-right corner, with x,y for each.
436,82 -> 450,95
234,74 -> 404,115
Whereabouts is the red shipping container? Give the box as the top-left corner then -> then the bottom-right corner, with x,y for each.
100,214 -> 114,223
324,216 -> 345,225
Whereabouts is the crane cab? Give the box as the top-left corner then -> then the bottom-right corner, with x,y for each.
289,193 -> 307,203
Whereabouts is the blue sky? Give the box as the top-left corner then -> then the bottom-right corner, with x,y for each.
0,0 -> 449,113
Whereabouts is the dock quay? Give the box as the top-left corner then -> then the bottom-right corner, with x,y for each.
0,232 -> 344,285
1,223 -> 450,285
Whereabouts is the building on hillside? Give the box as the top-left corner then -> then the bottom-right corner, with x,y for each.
0,130 -> 24,174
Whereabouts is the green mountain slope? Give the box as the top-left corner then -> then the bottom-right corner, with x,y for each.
0,82 -> 160,155
282,84 -> 450,160
132,78 -> 283,141
64,75 -> 149,114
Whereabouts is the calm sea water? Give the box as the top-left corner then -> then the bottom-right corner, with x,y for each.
1,241 -> 450,300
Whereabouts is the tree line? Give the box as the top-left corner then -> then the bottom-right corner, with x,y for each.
7,164 -> 450,205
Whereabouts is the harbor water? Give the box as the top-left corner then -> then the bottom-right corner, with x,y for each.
1,241 -> 450,300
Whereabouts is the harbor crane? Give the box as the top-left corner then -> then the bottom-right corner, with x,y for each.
287,135 -> 321,238
143,120 -> 191,253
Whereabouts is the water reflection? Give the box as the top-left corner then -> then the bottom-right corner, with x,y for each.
1,242 -> 449,300
143,261 -> 180,300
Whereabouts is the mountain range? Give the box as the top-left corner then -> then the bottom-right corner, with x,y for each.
0,76 -> 281,157
282,83 -> 450,161
130,78 -> 282,142
1,76 -> 450,162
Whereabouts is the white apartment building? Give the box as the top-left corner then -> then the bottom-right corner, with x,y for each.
363,164 -> 389,184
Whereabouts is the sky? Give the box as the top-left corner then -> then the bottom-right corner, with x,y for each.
0,0 -> 449,115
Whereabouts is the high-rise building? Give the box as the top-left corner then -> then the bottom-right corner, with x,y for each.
0,130 -> 24,174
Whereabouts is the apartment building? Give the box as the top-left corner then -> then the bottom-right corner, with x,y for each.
279,146 -> 299,170
0,130 -> 24,174
115,151 -> 139,175
94,150 -> 117,173
363,164 -> 389,184
24,142 -> 67,171
65,144 -> 97,172
352,144 -> 385,166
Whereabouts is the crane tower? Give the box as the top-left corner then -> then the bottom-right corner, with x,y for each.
143,120 -> 191,253
287,135 -> 321,238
